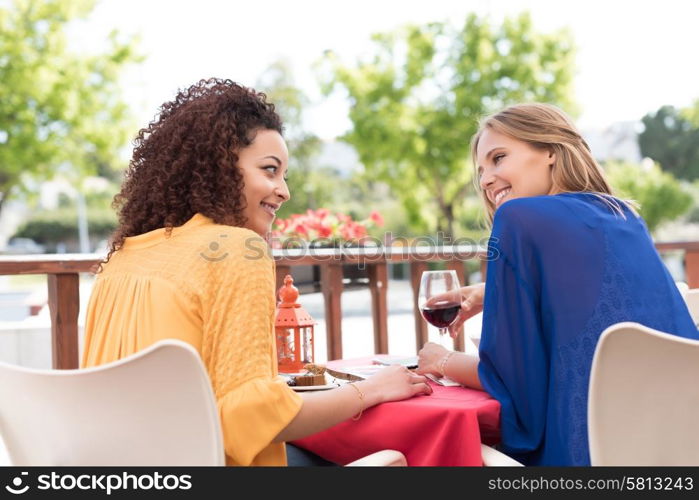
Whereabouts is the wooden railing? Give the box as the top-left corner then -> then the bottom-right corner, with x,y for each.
1,241 -> 698,370
274,246 -> 489,360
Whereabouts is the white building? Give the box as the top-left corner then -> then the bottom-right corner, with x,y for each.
581,121 -> 642,164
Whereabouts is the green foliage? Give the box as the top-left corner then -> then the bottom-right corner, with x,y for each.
682,98 -> 699,127
255,59 -> 414,239
605,161 -> 693,232
318,12 -> 577,237
256,60 -> 329,217
13,207 -> 117,246
684,181 -> 699,224
638,105 -> 699,181
82,177 -> 120,210
0,0 -> 141,209
455,195 -> 489,240
11,176 -> 119,249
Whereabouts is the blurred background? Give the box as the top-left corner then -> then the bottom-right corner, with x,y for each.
1,0 -> 698,366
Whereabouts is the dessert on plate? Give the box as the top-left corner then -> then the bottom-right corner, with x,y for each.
286,363 -> 327,387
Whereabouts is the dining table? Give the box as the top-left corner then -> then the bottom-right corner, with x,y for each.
291,355 -> 501,466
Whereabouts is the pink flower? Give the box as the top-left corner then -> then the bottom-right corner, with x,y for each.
369,210 -> 384,227
340,224 -> 353,241
318,225 -> 332,238
274,208 -> 382,246
293,223 -> 308,236
353,223 -> 368,238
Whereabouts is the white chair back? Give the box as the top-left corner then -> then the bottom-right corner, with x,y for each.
588,322 -> 699,465
683,289 -> 699,326
675,281 -> 689,299
0,340 -> 224,466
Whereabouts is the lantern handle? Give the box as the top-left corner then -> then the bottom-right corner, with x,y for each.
278,274 -> 301,308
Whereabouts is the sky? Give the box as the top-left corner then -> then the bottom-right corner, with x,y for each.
74,0 -> 699,140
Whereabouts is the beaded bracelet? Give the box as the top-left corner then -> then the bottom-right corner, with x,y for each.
347,382 -> 365,421
438,351 -> 455,378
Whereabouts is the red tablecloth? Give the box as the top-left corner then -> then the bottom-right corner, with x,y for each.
292,357 -> 501,466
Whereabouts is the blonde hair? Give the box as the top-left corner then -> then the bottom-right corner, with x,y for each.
471,103 -> 636,224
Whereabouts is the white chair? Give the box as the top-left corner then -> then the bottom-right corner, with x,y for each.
0,339 -> 404,466
675,281 -> 689,299
0,339 -> 225,466
588,322 -> 699,465
683,289 -> 699,326
481,444 -> 523,466
346,449 -> 407,466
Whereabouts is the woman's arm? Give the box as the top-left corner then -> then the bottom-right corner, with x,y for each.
209,231 -> 431,459
274,365 -> 432,442
415,342 -> 483,390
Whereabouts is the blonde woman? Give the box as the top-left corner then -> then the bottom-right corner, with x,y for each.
417,103 -> 698,465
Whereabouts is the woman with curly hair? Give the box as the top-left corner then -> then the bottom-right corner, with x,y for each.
81,78 -> 432,466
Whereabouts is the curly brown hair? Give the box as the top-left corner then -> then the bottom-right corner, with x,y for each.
104,78 -> 283,267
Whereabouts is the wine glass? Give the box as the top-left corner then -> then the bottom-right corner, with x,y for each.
418,270 -> 461,346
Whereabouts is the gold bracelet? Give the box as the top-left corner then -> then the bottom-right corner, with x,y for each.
347,382 -> 365,421
438,352 -> 455,378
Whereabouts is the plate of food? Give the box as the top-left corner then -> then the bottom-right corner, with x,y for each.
290,383 -> 340,392
282,363 -> 341,391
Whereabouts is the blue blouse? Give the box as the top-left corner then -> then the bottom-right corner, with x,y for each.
478,192 -> 699,466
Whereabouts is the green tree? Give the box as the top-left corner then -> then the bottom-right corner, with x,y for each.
13,206 -> 117,251
256,60 -> 409,237
0,0 -> 141,213
605,161 -> 693,232
256,60 -> 333,217
318,12 -> 576,238
681,98 -> 699,127
638,105 -> 699,181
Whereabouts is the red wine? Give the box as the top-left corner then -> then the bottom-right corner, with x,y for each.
420,301 -> 460,328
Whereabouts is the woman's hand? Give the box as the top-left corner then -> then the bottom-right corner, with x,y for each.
277,365 -> 431,442
448,283 -> 485,338
415,342 -> 450,377
360,365 -> 432,405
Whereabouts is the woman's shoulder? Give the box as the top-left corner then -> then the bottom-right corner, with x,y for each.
178,223 -> 274,294
492,194 -> 576,230
490,193 -> 614,254
185,217 -> 262,242
489,194 -> 614,283
177,219 -> 269,256
493,192 -> 629,228
130,219 -> 271,276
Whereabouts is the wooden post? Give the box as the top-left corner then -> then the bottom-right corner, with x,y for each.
47,273 -> 80,370
367,262 -> 389,354
686,250 -> 699,289
410,261 -> 429,353
320,263 -> 344,360
445,260 -> 466,352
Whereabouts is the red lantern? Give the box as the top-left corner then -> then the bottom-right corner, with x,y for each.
275,275 -> 316,373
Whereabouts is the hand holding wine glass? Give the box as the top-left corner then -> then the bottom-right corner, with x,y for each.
448,282 -> 485,347
418,270 -> 461,345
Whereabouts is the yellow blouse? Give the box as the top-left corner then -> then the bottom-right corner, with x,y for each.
81,213 -> 303,466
